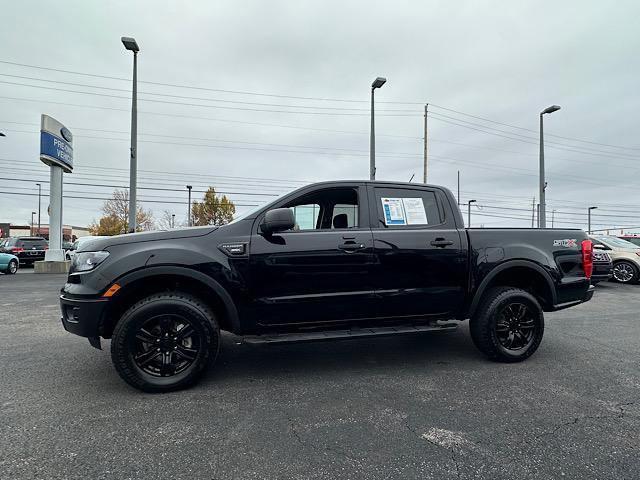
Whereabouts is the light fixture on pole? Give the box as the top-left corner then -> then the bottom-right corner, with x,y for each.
539,104 -> 561,228
122,36 -> 139,233
35,182 -> 42,235
186,185 -> 193,226
369,76 -> 386,180
588,206 -> 598,234
467,199 -> 477,227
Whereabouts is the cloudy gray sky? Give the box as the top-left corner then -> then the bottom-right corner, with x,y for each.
1,0 -> 639,232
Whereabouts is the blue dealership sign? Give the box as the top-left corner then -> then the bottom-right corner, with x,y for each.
40,115 -> 73,173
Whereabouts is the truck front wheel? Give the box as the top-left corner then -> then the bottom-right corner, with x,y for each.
470,287 -> 544,362
110,292 -> 220,392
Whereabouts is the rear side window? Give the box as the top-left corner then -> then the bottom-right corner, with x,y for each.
374,188 -> 442,228
20,239 -> 47,249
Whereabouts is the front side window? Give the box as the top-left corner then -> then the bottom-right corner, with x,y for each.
374,188 -> 442,228
283,187 -> 359,231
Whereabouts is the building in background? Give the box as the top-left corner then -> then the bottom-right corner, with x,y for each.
0,223 -> 90,241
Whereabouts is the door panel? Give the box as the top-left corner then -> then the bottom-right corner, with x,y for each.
369,186 -> 467,319
248,229 -> 377,326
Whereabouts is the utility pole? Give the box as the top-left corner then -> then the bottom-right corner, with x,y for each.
531,196 -> 536,228
457,170 -> 460,205
171,213 -> 175,229
537,204 -> 540,228
31,212 -> 36,236
186,185 -> 193,226
423,103 -> 429,183
36,182 -> 41,236
551,209 -> 556,228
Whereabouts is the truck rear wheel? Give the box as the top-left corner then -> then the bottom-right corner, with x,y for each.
470,287 -> 544,362
110,292 -> 220,393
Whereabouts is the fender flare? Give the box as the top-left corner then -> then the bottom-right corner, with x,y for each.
114,265 -> 242,334
467,259 -> 557,318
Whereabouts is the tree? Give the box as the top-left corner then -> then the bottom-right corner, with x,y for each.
157,209 -> 179,230
191,187 -> 236,226
89,189 -> 154,235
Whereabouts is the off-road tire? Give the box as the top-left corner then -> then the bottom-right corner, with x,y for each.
111,292 -> 220,393
611,261 -> 639,284
470,287 -> 544,362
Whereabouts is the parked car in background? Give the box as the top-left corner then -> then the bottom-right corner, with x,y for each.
65,236 -> 109,261
590,249 -> 613,285
0,252 -> 19,274
0,237 -> 48,265
591,235 -> 640,284
618,235 -> 640,247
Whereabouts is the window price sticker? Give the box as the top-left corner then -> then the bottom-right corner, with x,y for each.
381,197 -> 429,226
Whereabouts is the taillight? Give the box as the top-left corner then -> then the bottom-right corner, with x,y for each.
11,247 -> 24,253
581,239 -> 593,279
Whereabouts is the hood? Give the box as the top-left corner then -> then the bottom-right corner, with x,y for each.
78,226 -> 218,252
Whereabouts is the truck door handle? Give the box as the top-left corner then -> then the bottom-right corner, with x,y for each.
430,238 -> 454,248
339,242 -> 366,252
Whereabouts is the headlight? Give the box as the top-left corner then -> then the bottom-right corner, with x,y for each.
71,251 -> 110,273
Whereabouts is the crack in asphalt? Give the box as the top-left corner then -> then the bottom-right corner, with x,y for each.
531,401 -> 635,441
402,418 -> 462,479
286,417 -> 364,469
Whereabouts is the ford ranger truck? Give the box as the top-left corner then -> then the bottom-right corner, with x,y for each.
60,181 -> 594,392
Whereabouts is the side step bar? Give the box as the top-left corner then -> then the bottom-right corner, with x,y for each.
242,322 -> 458,345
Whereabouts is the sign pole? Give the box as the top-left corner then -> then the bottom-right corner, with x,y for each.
36,114 -> 73,273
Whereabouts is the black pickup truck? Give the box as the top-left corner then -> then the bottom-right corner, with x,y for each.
60,180 -> 595,392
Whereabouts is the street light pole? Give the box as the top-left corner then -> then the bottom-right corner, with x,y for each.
36,183 -> 41,236
423,103 -> 429,183
551,209 -> 556,228
369,77 -> 386,180
539,105 -> 561,228
31,212 -> 36,236
588,206 -> 598,234
467,199 -> 476,227
122,36 -> 139,233
186,185 -> 193,226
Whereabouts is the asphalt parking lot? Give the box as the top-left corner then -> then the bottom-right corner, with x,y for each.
0,271 -> 638,480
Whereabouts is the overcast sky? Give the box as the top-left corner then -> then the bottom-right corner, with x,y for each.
1,0 -> 639,232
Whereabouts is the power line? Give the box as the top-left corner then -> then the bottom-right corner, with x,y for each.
429,103 -> 640,152
2,59 -> 636,151
0,80 -> 420,117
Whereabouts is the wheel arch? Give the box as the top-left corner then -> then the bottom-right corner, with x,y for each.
468,260 -> 557,317
101,266 -> 241,338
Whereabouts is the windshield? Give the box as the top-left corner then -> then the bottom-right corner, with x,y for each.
594,236 -> 640,249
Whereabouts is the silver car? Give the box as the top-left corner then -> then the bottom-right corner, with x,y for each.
591,235 -> 640,284
65,236 -> 109,261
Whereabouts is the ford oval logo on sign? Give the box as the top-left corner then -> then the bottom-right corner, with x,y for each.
40,115 -> 73,173
60,127 -> 72,143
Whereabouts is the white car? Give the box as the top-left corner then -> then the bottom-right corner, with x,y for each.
66,236 -> 109,261
591,235 -> 640,284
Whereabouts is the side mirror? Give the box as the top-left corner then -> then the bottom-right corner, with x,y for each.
260,208 -> 295,235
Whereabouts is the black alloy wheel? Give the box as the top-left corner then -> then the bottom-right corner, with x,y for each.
470,286 -> 544,362
495,302 -> 536,352
111,292 -> 219,392
132,314 -> 201,377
